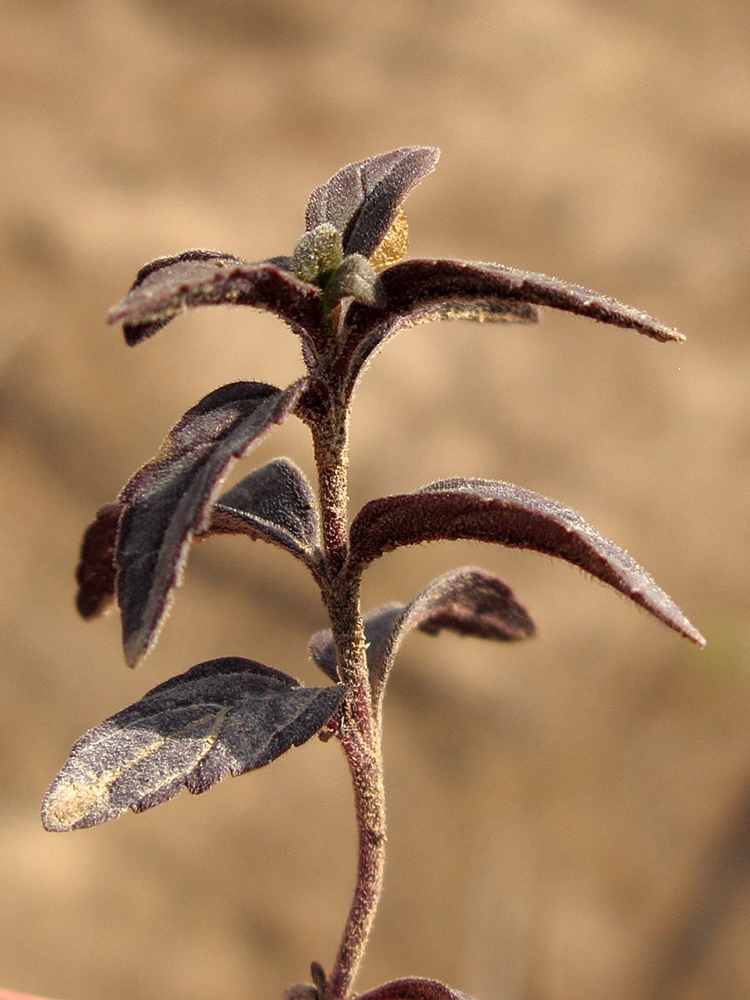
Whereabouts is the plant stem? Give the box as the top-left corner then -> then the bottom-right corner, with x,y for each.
325,717 -> 386,1000
312,393 -> 351,577
311,398 -> 387,1000
320,571 -> 385,999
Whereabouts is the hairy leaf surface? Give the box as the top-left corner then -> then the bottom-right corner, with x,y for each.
208,458 -> 322,572
352,258 -> 683,342
305,147 -> 440,259
349,478 -> 705,646
117,380 -> 305,666
42,657 -> 345,832
108,252 -> 323,351
309,567 -> 534,688
340,256 -> 682,393
356,978 -> 477,1000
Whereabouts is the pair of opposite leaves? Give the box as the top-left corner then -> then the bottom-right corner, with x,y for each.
42,146 -> 704,838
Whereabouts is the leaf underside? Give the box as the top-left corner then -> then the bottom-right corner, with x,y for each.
349,478 -> 705,647
350,258 -> 683,342
356,977 -> 477,1000
108,253 -> 323,351
117,380 -> 305,667
42,657 -> 346,832
208,457 -> 322,572
309,566 -> 535,687
305,146 -> 440,258
338,256 -> 683,395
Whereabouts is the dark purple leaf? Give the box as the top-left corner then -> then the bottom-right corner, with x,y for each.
308,629 -> 340,684
309,567 -> 534,689
208,458 -> 322,572
305,147 -> 440,258
42,657 -> 345,832
349,478 -> 705,647
356,977 -> 477,1000
108,251 -> 324,353
340,256 -> 683,392
397,566 -> 535,642
282,987 -> 318,1000
117,380 -> 305,667
354,258 -> 684,341
75,503 -> 124,619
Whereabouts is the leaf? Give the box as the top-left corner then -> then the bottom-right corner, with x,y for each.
208,458 -> 322,572
107,251 -> 324,353
42,657 -> 346,832
323,254 -> 384,308
308,629 -> 340,684
349,478 -> 706,647
353,257 -> 684,342
304,147 -> 440,259
340,256 -> 683,393
291,223 -> 343,283
117,380 -> 305,667
356,977 -> 477,1000
309,567 -> 534,688
75,503 -> 124,619
341,297 -> 538,399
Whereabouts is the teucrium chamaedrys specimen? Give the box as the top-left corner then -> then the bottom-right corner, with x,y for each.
43,146 -> 705,1000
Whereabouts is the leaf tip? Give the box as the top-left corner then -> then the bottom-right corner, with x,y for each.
106,300 -> 125,326
42,776 -> 110,833
660,324 -> 686,343
683,620 -> 707,648
123,628 -> 157,669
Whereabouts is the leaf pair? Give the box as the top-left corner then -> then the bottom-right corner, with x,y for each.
57,560 -> 534,833
77,381 -> 312,667
304,471 -> 704,712
304,146 -> 440,260
79,444 -> 703,689
108,145 -> 682,410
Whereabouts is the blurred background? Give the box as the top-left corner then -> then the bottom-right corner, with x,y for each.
1,1 -> 749,998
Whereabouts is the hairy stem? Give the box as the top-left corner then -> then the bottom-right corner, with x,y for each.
312,398 -> 386,1000
326,717 -> 386,1000
321,577 -> 385,999
312,402 -> 351,576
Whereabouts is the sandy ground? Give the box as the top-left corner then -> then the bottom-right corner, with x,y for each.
0,2 -> 749,998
